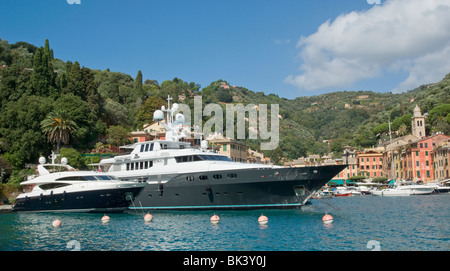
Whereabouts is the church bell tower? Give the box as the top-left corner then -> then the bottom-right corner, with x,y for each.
411,105 -> 426,138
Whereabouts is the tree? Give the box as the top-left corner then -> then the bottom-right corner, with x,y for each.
135,70 -> 143,96
59,147 -> 85,169
136,96 -> 166,127
41,109 -> 78,153
106,125 -> 131,146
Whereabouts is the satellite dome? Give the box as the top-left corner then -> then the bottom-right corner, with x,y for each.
61,157 -> 68,165
153,110 -> 164,121
174,113 -> 185,124
39,157 -> 46,164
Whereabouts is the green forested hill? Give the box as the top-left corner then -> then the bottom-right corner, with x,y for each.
1,38 -> 449,170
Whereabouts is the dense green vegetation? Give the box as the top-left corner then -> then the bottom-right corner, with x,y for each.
0,38 -> 449,195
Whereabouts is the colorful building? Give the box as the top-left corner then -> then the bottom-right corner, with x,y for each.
205,132 -> 248,162
407,133 -> 450,183
357,148 -> 384,178
433,137 -> 450,180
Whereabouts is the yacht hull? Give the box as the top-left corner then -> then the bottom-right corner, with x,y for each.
13,186 -> 143,213
129,165 -> 346,210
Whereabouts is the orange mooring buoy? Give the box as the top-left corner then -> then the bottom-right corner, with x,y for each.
101,214 -> 110,223
258,215 -> 268,225
322,214 -> 333,224
210,214 -> 220,224
52,219 -> 62,227
144,213 -> 153,222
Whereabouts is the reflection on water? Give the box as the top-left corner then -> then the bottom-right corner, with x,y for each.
0,195 -> 449,251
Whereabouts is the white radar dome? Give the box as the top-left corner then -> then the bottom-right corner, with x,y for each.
174,113 -> 185,124
61,157 -> 68,165
153,110 -> 164,121
39,157 -> 46,164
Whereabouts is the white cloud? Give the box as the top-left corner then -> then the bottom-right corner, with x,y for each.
285,0 -> 450,93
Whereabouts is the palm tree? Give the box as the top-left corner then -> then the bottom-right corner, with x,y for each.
41,109 -> 78,153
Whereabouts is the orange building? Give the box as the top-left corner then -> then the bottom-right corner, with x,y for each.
405,133 -> 449,183
357,149 -> 384,178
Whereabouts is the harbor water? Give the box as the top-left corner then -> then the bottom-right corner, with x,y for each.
0,194 -> 448,251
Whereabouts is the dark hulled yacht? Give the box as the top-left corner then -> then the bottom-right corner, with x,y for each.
96,97 -> 346,210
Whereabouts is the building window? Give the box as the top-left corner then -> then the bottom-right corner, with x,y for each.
223,145 -> 227,151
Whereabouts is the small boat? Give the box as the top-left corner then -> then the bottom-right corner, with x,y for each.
333,187 -> 353,197
13,154 -> 145,213
429,179 -> 450,194
396,184 -> 435,195
372,188 -> 410,196
312,190 -> 333,199
334,192 -> 352,197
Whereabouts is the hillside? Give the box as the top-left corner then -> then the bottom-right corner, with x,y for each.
1,38 -> 449,171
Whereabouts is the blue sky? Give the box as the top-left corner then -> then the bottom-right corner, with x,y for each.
1,0 -> 450,99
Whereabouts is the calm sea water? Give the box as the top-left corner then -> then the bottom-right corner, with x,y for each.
0,194 -> 448,251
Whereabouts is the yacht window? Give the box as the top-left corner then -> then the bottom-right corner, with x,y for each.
162,144 -> 167,150
140,144 -> 145,152
140,162 -> 144,169
126,163 -> 130,171
144,161 -> 148,169
213,174 -> 222,180
83,176 -> 98,181
175,155 -> 232,163
145,144 -> 149,152
199,175 -> 208,180
130,163 -> 134,170
227,173 -> 237,179
39,183 -> 71,190
97,175 -> 117,181
150,143 -> 154,151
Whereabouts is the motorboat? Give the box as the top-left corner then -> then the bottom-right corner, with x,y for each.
428,179 -> 450,193
372,187 -> 411,197
396,184 -> 435,195
13,154 -> 145,212
333,186 -> 361,197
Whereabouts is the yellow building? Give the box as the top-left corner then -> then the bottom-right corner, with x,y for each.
206,132 -> 248,162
